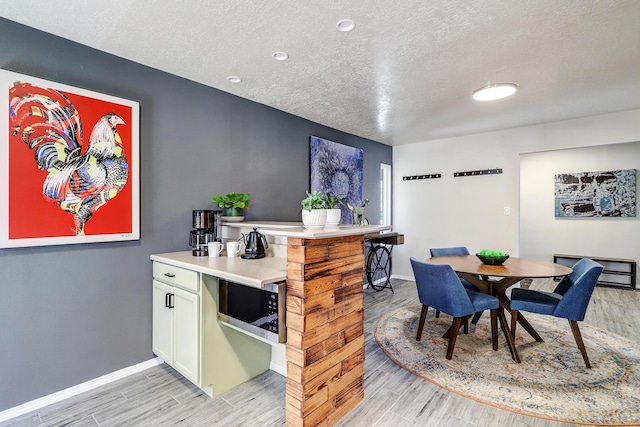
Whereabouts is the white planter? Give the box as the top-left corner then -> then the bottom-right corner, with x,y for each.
301,209 -> 326,229
325,208 -> 341,226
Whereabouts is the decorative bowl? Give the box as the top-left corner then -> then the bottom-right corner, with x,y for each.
476,253 -> 510,265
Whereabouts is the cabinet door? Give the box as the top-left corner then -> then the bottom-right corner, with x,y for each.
152,280 -> 174,363
172,286 -> 200,384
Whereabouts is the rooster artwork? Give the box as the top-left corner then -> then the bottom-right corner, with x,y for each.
8,80 -> 134,240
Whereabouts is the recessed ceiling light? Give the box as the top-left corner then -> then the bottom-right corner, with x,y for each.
336,19 -> 356,32
227,76 -> 242,83
272,51 -> 289,61
472,83 -> 518,101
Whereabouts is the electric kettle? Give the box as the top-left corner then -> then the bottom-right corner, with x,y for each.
241,228 -> 268,259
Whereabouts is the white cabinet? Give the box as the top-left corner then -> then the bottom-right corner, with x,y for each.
152,280 -> 173,362
151,257 -> 273,397
172,287 -> 199,379
152,263 -> 200,384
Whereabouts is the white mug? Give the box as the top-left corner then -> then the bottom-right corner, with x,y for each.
208,242 -> 223,257
226,241 -> 242,257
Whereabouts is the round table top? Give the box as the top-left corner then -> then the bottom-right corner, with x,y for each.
429,255 -> 573,279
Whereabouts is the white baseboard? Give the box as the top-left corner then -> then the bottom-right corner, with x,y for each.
0,357 -> 164,423
391,273 -> 414,281
270,361 -> 286,377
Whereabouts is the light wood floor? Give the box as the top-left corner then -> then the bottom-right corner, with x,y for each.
2,279 -> 638,427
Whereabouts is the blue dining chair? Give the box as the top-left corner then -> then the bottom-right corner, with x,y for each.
429,247 -> 477,290
410,257 -> 517,360
510,258 -> 603,368
429,247 -> 478,319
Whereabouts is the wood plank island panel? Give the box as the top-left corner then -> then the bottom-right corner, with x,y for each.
286,235 -> 366,427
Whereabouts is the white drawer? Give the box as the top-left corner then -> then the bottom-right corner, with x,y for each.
153,262 -> 199,293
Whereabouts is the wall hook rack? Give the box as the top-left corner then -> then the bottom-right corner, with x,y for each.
402,173 -> 442,181
453,168 -> 502,177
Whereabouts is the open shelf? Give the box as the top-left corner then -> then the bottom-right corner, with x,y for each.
554,254 -> 637,290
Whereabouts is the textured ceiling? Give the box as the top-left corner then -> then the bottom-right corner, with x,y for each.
2,0 -> 640,146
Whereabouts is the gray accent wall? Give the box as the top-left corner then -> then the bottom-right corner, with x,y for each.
0,18 -> 392,411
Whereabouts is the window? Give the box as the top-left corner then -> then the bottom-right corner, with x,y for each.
380,163 -> 391,225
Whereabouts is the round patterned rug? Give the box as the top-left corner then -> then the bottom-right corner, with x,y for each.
374,304 -> 640,425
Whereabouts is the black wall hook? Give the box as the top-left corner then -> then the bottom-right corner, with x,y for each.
402,173 -> 442,181
453,168 -> 502,177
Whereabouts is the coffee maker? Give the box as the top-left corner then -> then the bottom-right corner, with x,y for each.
189,210 -> 221,256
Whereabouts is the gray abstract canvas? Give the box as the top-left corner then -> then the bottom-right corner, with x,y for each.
555,169 -> 636,217
310,136 -> 363,224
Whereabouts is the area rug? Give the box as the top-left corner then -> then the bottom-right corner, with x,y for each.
374,304 -> 640,425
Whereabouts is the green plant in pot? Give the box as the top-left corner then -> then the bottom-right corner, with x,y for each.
301,190 -> 326,229
476,248 -> 510,265
212,192 -> 251,219
323,193 -> 346,226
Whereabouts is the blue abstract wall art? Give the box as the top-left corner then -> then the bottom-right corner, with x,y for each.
554,169 -> 636,217
310,136 -> 363,224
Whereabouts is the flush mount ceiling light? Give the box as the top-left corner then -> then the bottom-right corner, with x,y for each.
472,83 -> 518,101
272,51 -> 289,61
336,19 -> 356,32
227,76 -> 242,83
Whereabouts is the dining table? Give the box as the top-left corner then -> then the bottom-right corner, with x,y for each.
429,254 -> 573,363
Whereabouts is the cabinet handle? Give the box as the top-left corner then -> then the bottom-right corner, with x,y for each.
165,292 -> 175,308
164,273 -> 176,278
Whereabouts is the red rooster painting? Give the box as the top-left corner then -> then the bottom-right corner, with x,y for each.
8,81 -> 132,238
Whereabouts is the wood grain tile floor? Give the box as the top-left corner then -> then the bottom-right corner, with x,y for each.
2,278 -> 638,427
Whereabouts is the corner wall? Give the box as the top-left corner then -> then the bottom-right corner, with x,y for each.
0,18 -> 391,412
520,143 -> 639,283
392,110 -> 640,279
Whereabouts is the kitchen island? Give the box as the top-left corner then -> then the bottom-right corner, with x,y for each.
152,223 -> 391,427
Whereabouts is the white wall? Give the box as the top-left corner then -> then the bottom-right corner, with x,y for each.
520,143 -> 639,267
392,109 -> 640,280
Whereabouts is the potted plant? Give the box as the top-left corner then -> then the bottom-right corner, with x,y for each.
212,192 -> 251,220
300,190 -> 326,229
476,248 -> 510,265
323,193 -> 346,226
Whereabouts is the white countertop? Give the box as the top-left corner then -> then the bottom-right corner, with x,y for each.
152,223 -> 393,288
151,251 -> 287,287
223,221 -> 392,238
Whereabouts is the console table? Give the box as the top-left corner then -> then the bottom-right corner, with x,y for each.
364,232 -> 404,293
553,254 -> 637,290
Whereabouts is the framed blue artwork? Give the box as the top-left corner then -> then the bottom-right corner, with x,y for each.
310,136 -> 363,224
554,169 -> 636,217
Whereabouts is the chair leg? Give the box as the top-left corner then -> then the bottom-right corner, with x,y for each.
569,320 -> 591,369
416,305 -> 428,341
435,309 -> 440,318
446,317 -> 463,360
471,311 -> 483,325
442,315 -> 470,338
490,309 -> 498,351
